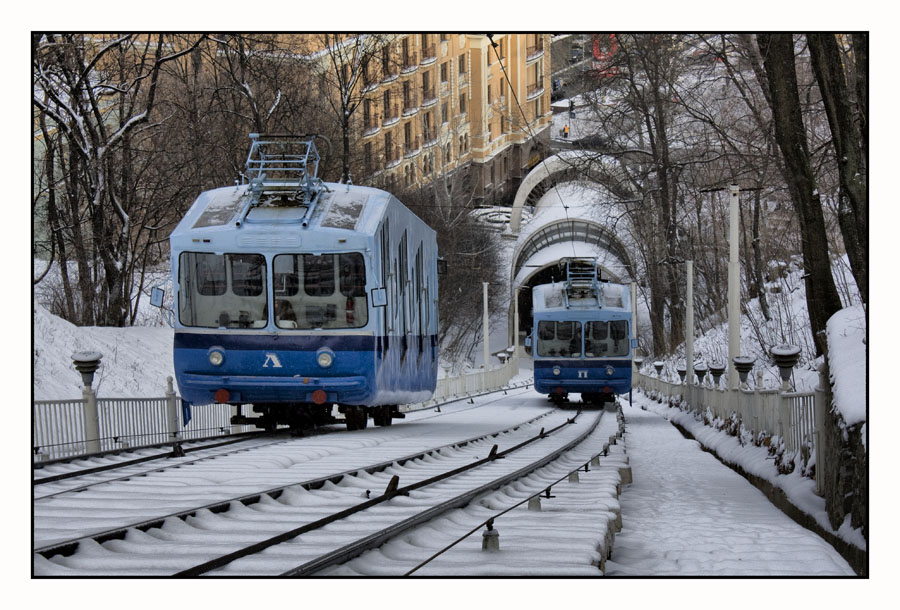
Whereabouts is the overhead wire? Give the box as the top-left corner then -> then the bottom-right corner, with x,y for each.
487,34 -> 577,259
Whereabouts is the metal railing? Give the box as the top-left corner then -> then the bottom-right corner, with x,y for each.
33,377 -> 249,462
633,369 -> 828,494
34,353 -> 527,462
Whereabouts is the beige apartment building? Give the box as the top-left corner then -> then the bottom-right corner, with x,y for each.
345,33 -> 552,204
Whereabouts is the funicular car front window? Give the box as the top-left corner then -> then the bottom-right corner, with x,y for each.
179,252 -> 268,328
536,320 -> 582,358
272,253 -> 368,329
584,320 -> 629,357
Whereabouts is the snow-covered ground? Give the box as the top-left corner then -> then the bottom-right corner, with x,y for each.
608,397 -> 854,575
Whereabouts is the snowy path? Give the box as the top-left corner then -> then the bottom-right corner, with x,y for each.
605,396 -> 854,576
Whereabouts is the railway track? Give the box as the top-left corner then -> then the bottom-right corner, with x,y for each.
34,389 -> 546,557
35,393 -> 629,576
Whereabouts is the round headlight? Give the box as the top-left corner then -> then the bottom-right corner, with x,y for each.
209,350 -> 224,366
317,351 -> 333,368
553,366 -> 561,376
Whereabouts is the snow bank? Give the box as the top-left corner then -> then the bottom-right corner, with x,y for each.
32,303 -> 175,400
826,305 -> 867,427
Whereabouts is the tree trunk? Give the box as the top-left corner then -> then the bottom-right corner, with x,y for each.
757,34 -> 843,356
807,33 -> 868,308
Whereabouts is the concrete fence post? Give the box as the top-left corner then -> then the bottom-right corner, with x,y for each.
82,385 -> 101,454
814,363 -> 829,496
165,376 -> 180,440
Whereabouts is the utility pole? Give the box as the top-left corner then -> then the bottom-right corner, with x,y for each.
728,184 -> 741,389
686,260 -> 694,386
483,282 -> 490,387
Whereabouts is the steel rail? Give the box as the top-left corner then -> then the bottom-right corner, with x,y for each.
281,409 -> 603,576
32,434 -> 281,486
33,435 -> 304,501
32,429 -> 270,470
34,407 -> 552,560
176,409 -> 584,576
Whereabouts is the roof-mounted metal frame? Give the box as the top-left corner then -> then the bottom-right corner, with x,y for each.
235,133 -> 327,228
562,257 -> 604,308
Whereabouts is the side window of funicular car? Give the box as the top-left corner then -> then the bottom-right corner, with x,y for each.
179,252 -> 226,327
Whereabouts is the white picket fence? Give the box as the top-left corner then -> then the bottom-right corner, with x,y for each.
633,369 -> 828,494
33,355 -> 526,463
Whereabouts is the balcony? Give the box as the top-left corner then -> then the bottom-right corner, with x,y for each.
404,136 -> 422,157
401,51 -> 419,74
362,114 -> 381,137
402,93 -> 419,117
526,83 -> 545,100
423,129 -> 439,149
420,44 -> 437,65
384,144 -> 401,168
381,68 -> 399,84
421,87 -> 438,108
382,104 -> 400,127
526,42 -> 544,62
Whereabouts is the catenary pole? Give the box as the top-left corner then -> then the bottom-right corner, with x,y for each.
686,260 -> 694,387
483,282 -> 490,388
728,184 -> 741,389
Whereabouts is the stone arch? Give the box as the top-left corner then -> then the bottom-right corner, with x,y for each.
506,150 -> 632,235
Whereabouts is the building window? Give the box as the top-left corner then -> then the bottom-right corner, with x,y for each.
459,93 -> 466,114
423,111 -> 432,141
382,46 -> 392,77
458,53 -> 466,74
441,101 -> 448,124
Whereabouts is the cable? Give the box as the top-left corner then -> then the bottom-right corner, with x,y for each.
487,34 -> 577,259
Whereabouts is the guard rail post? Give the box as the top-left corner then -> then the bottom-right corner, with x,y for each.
165,376 -> 180,441
82,385 -> 100,454
814,363 -> 829,495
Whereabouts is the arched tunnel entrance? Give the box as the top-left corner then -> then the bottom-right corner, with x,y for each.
513,258 -> 626,346
508,215 -> 635,347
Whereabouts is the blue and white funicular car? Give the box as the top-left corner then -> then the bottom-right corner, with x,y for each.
170,134 -> 440,430
528,258 -> 635,405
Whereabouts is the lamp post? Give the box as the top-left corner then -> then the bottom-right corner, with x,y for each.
694,362 -> 708,386
709,362 -> 726,389
733,356 -> 755,390
771,344 -> 801,392
72,351 -> 102,454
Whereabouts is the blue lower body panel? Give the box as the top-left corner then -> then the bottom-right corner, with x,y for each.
174,331 -> 437,406
533,359 -> 632,396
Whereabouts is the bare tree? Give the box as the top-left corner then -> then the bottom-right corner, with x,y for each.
33,34 -> 206,325
316,34 -> 392,184
755,33 -> 844,356
807,33 -> 868,310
